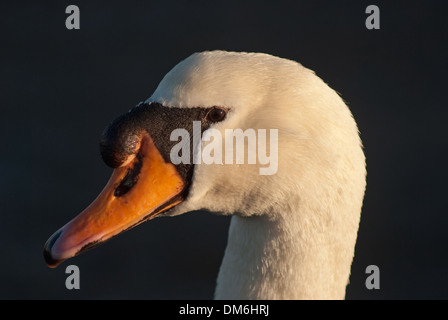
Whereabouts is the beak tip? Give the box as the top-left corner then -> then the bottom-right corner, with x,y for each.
43,229 -> 65,268
43,250 -> 62,268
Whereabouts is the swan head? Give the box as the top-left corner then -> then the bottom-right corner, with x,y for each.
44,51 -> 366,279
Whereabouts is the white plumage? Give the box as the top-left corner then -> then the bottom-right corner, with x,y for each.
147,51 -> 367,299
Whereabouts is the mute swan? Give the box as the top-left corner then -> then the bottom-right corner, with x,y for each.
44,51 -> 366,299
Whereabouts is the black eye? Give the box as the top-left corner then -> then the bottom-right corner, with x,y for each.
207,108 -> 227,123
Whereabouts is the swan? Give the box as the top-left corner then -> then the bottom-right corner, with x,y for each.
44,51 -> 366,299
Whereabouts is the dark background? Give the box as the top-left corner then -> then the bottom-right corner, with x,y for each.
1,1 -> 447,299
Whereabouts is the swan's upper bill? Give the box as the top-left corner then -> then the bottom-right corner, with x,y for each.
44,51 -> 366,299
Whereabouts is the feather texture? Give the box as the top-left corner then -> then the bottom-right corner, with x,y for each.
147,51 -> 366,299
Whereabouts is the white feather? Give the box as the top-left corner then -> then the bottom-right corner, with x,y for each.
148,51 -> 366,299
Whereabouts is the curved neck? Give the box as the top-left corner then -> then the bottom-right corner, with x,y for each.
214,208 -> 356,299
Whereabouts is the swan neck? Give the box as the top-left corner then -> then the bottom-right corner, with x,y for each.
215,211 -> 353,299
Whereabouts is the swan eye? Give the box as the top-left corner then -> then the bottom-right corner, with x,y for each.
207,108 -> 227,123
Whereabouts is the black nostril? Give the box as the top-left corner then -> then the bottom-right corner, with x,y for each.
114,154 -> 143,197
43,229 -> 63,267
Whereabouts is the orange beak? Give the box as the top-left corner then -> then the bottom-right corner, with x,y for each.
44,134 -> 185,268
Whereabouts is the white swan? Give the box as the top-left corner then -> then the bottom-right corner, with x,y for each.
44,51 -> 366,299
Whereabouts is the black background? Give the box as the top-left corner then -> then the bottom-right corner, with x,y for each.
1,1 -> 447,299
